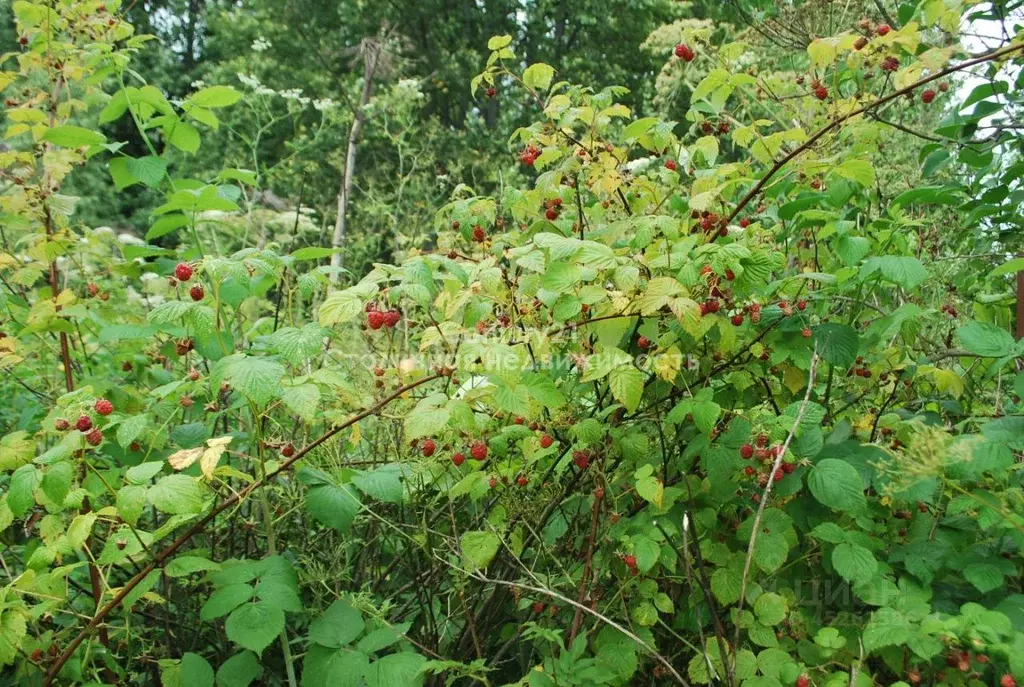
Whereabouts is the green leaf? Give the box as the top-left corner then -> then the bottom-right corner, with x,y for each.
40,461 -> 73,504
963,562 -> 1004,593
0,611 -> 26,667
166,555 -> 221,578
43,125 -> 106,147
309,600 -> 365,648
148,474 -> 207,515
832,543 -> 877,583
862,256 -> 928,289
306,483 -> 361,532
807,459 -> 865,512
189,85 -> 242,108
281,383 -> 321,422
225,601 -> 285,653
290,247 -> 341,261
216,651 -> 263,687
862,607 -> 909,652
301,646 -> 369,687
754,593 -> 788,625
988,257 -> 1024,278
487,35 -> 512,50
609,365 -> 644,412
460,530 -> 500,568
201,583 -> 255,621
957,321 -> 1015,357
522,373 -> 566,408
180,653 -> 215,687
523,63 -> 555,91
272,325 -> 326,365
813,323 -> 859,368
166,119 -> 201,153
8,464 -> 41,517
540,262 -> 582,293
365,653 -> 427,687
351,465 -> 403,503
833,159 -> 875,187
212,354 -> 285,408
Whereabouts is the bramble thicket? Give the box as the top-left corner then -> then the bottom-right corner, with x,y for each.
0,0 -> 1023,685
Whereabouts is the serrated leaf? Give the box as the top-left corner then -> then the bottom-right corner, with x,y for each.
225,601 -> 284,653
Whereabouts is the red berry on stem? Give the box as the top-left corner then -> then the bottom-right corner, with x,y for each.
637,336 -> 651,350
517,475 -> 528,487
622,554 -> 637,568
452,452 -> 466,466
739,218 -> 750,228
773,468 -> 784,482
367,310 -> 386,330
540,434 -> 554,449
281,443 -> 295,457
801,327 -> 812,338
85,429 -> 103,446
921,89 -> 936,104
877,23 -> 891,35
487,475 -> 497,487
1000,675 -> 1015,687
174,262 -> 193,281
189,285 -> 204,301
545,207 -> 558,220
674,43 -> 695,62
55,418 -> 69,431
731,313 -> 744,326
471,441 -> 488,461
757,433 -> 769,447
472,225 -> 486,242
94,398 -> 113,416
383,309 -> 401,328
796,676 -> 810,687
664,159 -> 677,171
814,86 -> 828,100
797,299 -> 807,311
76,415 -> 93,432
421,439 -> 436,457
740,444 -> 754,459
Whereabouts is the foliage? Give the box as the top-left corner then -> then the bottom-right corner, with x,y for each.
0,1 -> 1023,686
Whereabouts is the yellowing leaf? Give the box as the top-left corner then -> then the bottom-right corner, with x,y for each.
168,447 -> 203,471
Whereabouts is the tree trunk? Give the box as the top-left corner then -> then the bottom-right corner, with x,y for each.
329,42 -> 380,284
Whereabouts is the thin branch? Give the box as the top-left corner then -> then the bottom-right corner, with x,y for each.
725,42 -> 1024,225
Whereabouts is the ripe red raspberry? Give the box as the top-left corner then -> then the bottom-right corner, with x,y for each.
76,415 -> 93,432
545,207 -> 558,220
757,433 -> 769,447
383,309 -> 401,328
782,461 -> 796,474
814,86 -> 828,100
517,475 -> 528,487
999,675 -> 1015,687
174,262 -> 193,281
94,398 -> 113,416
55,418 -> 70,431
796,676 -> 810,687
921,89 -> 936,104
797,299 -> 807,311
470,441 -> 488,461
540,434 -> 554,449
744,466 -> 756,476
472,225 -> 486,242
718,121 -> 729,134
514,417 -> 524,425
622,554 -> 637,568
367,310 -> 386,330
674,43 -> 695,62
725,269 -> 735,281
18,35 -> 28,46
773,468 -> 784,482
421,439 -> 436,457
189,285 -> 204,301
452,452 -> 465,466
281,444 -> 295,457
706,299 -> 720,314
740,444 -> 754,459
664,159 -> 677,171
739,218 -> 751,228
532,601 -> 545,614
486,87 -> 496,98
637,336 -> 651,350
573,451 -> 590,469
731,313 -> 744,326
801,327 -> 812,338
85,429 -> 103,446
877,23 -> 891,36
881,55 -> 899,72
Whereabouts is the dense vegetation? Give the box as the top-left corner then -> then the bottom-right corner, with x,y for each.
1,0 -> 1023,685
